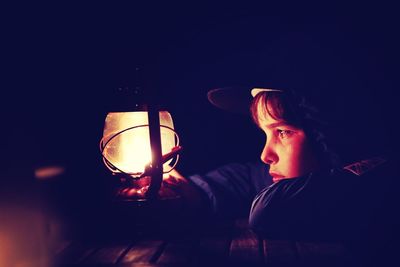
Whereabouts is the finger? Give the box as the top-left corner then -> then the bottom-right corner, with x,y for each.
169,169 -> 185,180
163,176 -> 180,185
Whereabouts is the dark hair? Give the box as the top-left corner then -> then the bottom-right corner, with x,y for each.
250,91 -> 302,127
250,91 -> 341,168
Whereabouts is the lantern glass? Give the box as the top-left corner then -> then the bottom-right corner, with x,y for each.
102,111 -> 175,175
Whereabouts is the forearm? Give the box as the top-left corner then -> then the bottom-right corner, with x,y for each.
186,162 -> 261,220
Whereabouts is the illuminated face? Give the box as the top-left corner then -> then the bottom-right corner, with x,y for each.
257,101 -> 319,183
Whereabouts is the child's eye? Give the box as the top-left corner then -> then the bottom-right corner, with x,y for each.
277,129 -> 294,139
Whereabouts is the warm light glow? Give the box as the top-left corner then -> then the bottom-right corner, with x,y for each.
102,111 -> 175,175
35,166 -> 65,180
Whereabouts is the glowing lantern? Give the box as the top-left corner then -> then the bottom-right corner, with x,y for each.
101,111 -> 176,175
100,108 -> 181,199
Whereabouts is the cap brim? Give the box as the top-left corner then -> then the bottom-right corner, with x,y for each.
207,87 -> 254,114
207,87 -> 283,114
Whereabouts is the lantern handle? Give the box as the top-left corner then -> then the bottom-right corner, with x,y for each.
139,146 -> 183,178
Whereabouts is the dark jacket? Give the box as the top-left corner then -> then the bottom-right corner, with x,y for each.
187,157 -> 398,241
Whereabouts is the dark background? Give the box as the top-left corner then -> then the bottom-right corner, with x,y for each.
2,3 -> 399,234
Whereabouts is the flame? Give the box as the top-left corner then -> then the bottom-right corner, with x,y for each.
102,111 -> 175,175
117,126 -> 151,174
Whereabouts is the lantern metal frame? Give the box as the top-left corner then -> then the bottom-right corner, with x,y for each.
99,124 -> 180,177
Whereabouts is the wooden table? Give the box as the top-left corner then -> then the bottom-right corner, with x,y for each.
54,220 -> 350,267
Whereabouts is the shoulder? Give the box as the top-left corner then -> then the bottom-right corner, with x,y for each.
343,156 -> 390,176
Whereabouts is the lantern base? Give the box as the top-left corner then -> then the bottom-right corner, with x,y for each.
115,192 -> 181,202
109,189 -> 185,238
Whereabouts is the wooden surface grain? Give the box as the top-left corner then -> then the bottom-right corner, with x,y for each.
55,220 -> 351,266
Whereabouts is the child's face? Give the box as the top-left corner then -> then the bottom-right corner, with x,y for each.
257,102 -> 319,183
